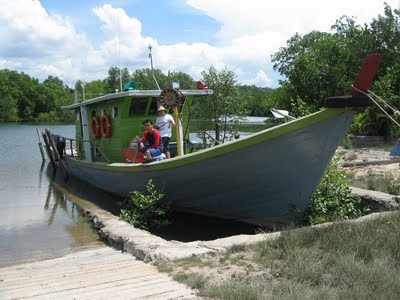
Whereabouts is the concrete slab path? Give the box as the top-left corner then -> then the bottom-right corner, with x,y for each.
0,247 -> 201,300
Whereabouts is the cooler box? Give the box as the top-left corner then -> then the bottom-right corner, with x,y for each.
123,81 -> 137,91
121,148 -> 143,163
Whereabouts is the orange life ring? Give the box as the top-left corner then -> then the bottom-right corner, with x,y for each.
90,116 -> 100,138
100,113 -> 112,138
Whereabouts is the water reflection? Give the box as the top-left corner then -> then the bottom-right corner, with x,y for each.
44,165 -> 111,249
0,139 -> 103,268
47,163 -> 121,215
38,161 -> 45,189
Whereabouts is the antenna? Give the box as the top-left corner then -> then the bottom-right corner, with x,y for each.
148,44 -> 161,90
117,15 -> 122,92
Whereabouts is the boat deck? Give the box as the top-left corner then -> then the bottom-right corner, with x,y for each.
0,247 -> 200,299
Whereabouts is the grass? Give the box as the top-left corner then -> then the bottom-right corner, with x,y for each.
159,212 -> 400,299
346,173 -> 400,195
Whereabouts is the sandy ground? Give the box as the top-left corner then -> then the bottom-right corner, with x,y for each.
337,146 -> 400,180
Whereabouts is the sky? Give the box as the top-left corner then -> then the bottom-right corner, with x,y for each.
1,0 -> 399,88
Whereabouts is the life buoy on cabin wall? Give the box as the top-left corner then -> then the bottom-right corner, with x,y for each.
100,113 -> 112,138
90,116 -> 101,139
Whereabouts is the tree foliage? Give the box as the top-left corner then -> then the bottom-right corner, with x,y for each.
271,4 -> 400,137
106,67 -> 132,93
192,66 -> 247,144
0,69 -> 73,122
131,68 -> 196,90
238,85 -> 273,116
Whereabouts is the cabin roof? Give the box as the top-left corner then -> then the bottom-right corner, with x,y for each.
62,89 -> 213,110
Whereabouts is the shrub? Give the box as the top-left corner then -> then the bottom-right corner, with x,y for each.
388,182 -> 400,195
304,158 -> 369,224
119,179 -> 171,231
340,135 -> 353,149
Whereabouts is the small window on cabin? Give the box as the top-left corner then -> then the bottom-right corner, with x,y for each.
112,106 -> 118,118
129,98 -> 147,116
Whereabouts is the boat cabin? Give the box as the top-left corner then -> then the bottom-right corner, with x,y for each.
62,85 -> 213,163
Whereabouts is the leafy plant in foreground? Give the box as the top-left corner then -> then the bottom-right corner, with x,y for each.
305,158 -> 369,224
119,179 -> 171,231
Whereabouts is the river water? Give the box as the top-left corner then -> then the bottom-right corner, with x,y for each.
0,124 -> 104,268
0,121 -> 268,268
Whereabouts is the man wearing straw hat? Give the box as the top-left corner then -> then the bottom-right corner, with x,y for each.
155,105 -> 175,159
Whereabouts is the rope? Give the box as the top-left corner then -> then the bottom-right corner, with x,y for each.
367,89 -> 398,113
352,85 -> 400,128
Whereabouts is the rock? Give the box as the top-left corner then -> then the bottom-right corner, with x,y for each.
351,187 -> 399,211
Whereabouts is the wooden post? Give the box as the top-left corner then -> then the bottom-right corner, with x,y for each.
36,128 -> 45,162
45,129 -> 69,180
173,107 -> 183,156
42,132 -> 56,168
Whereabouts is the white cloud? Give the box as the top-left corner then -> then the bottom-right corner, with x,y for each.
183,0 -> 399,85
186,0 -> 398,41
0,0 -> 398,87
242,70 -> 272,87
0,0 -> 90,82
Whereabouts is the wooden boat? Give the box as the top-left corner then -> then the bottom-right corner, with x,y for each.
43,54 -> 383,226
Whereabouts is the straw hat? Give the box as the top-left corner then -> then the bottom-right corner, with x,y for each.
157,105 -> 167,112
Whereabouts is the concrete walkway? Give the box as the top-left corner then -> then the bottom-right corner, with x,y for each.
0,247 -> 201,300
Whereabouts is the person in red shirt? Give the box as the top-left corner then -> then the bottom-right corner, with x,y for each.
132,119 -> 163,162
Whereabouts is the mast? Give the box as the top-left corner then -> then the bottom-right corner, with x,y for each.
148,44 -> 161,90
117,14 -> 122,92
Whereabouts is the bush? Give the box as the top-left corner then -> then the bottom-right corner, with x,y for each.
304,158 -> 369,224
388,182 -> 400,195
340,135 -> 353,149
119,179 -> 171,231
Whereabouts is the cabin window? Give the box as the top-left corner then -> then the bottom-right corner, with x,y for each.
129,98 -> 158,116
129,99 -> 147,116
112,106 -> 118,118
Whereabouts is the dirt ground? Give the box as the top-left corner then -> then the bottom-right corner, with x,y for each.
337,146 -> 400,180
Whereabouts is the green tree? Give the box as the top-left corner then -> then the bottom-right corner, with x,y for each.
192,66 -> 247,144
106,67 -> 132,92
271,4 -> 400,137
0,95 -> 18,122
350,5 -> 400,137
238,85 -> 273,116
165,71 -> 196,90
75,79 -> 108,100
132,68 -> 167,90
272,31 -> 362,109
0,69 -> 73,123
